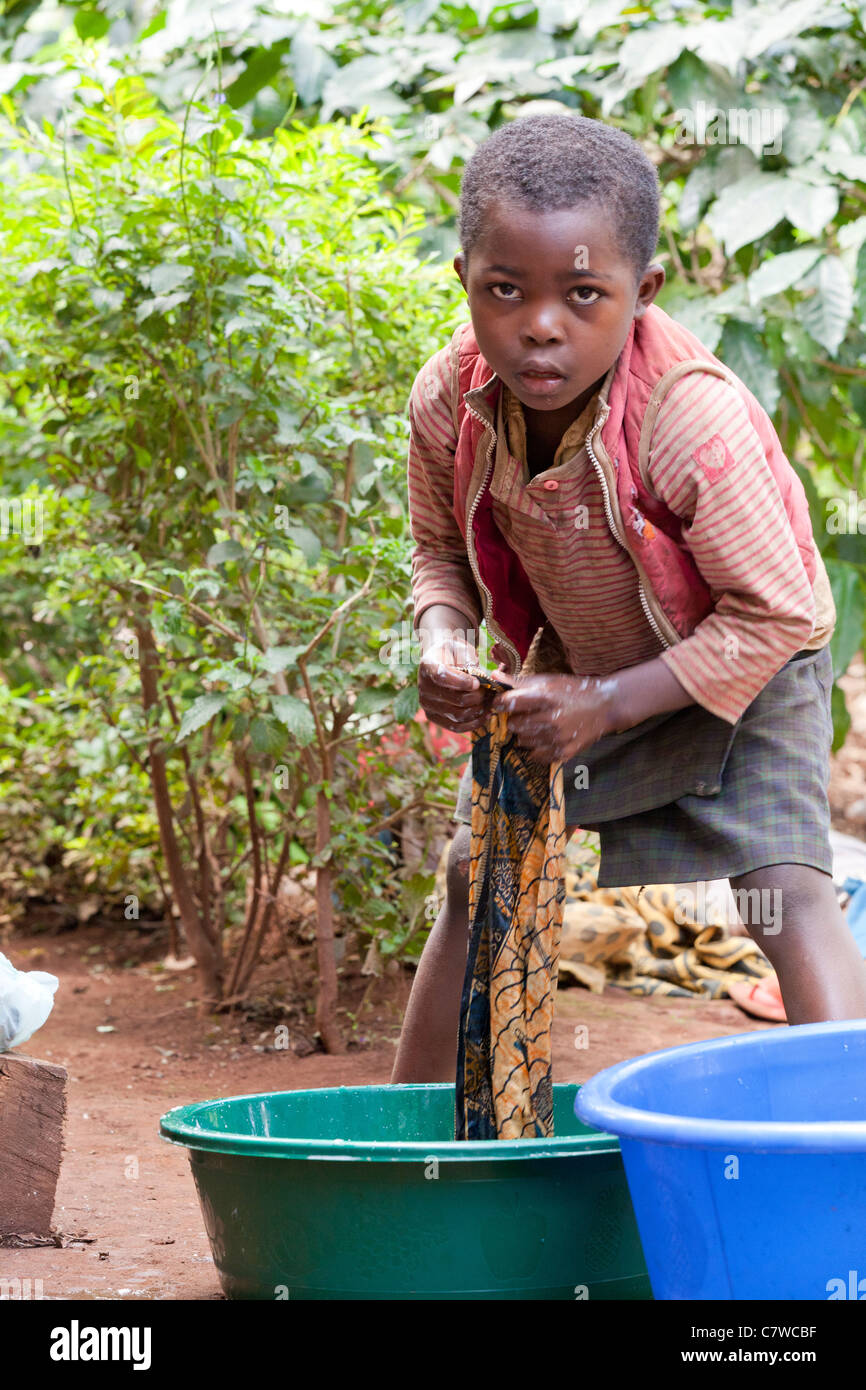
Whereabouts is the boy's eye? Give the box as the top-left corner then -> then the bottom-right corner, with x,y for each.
487,282 -> 602,305
569,286 -> 602,305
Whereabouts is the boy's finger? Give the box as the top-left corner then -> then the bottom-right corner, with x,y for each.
422,683 -> 487,709
423,705 -> 487,732
493,686 -> 551,713
424,707 -> 487,731
421,661 -> 479,691
422,687 -> 488,715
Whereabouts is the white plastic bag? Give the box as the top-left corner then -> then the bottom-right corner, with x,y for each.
0,951 -> 59,1052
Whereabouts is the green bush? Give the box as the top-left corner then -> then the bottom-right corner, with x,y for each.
0,72 -> 464,1044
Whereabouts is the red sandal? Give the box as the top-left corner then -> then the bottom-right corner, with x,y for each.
728,974 -> 787,1023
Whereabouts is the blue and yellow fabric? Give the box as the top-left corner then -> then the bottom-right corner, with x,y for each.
455,629 -> 568,1141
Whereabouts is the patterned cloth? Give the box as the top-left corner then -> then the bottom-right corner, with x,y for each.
455,634 -> 568,1141
558,867 -> 775,998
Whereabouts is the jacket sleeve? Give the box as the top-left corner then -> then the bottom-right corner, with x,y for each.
645,370 -> 817,724
406,344 -> 484,634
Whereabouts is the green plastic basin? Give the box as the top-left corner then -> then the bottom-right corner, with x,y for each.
159,1082 -> 651,1300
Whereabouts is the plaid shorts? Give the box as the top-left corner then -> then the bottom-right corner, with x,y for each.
453,645 -> 835,887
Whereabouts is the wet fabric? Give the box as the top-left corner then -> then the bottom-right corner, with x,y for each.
455,640 -> 568,1141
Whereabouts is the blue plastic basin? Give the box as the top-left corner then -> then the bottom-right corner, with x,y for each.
575,1020 -> 866,1300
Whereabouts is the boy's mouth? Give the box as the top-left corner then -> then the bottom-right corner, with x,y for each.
517,363 -> 567,396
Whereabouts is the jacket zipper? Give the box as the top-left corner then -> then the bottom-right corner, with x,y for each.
585,407 -> 673,652
462,394 -> 515,935
463,396 -> 523,676
637,583 -> 672,649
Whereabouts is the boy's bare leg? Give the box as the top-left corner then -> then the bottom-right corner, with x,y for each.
391,824 -> 472,1083
730,862 -> 866,1023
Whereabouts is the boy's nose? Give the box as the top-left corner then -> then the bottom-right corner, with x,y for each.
522,316 -> 566,344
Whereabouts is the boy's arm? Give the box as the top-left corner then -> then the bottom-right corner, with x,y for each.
406,346 -> 484,640
604,655 -> 695,732
638,370 -> 817,725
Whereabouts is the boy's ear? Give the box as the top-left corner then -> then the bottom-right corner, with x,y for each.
453,251 -> 468,293
634,261 -> 665,319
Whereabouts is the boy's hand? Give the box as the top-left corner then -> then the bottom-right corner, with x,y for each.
491,674 -> 614,763
419,635 -> 510,732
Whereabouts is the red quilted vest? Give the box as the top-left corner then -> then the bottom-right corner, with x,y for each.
451,304 -> 818,672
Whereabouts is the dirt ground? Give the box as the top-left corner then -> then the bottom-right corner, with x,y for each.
1,656 -> 864,1301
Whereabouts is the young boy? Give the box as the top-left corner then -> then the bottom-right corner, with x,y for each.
391,112 -> 866,1084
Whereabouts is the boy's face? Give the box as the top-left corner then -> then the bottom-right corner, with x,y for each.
453,199 -> 665,431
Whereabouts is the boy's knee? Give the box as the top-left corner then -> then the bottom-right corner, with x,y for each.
445,824 -> 472,912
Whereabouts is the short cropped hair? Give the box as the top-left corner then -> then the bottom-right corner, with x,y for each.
457,112 -> 660,281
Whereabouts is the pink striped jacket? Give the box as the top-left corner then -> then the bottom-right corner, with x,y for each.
451,304 -> 826,677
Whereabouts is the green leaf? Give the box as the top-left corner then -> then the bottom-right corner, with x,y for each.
826,559 -> 866,682
799,257 -> 854,355
616,21 -> 688,86
666,295 -> 722,353
677,146 -> 756,233
250,714 -> 287,755
718,322 -> 780,415
746,248 -> 822,305
206,663 -> 252,690
177,694 -> 226,742
819,150 -> 866,183
353,686 -> 395,717
225,45 -> 288,109
274,407 -> 300,444
17,257 -> 65,285
74,8 -> 111,39
271,694 -> 315,746
224,315 -> 260,338
284,525 -> 321,565
140,264 -> 194,295
290,29 -> 337,106
831,682 -> 851,753
706,172 -> 787,255
138,10 -> 167,40
782,178 -> 839,240
90,286 -> 125,313
394,682 -> 420,723
262,645 -> 304,674
207,539 -> 244,567
134,291 -> 191,323
856,243 -> 866,328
